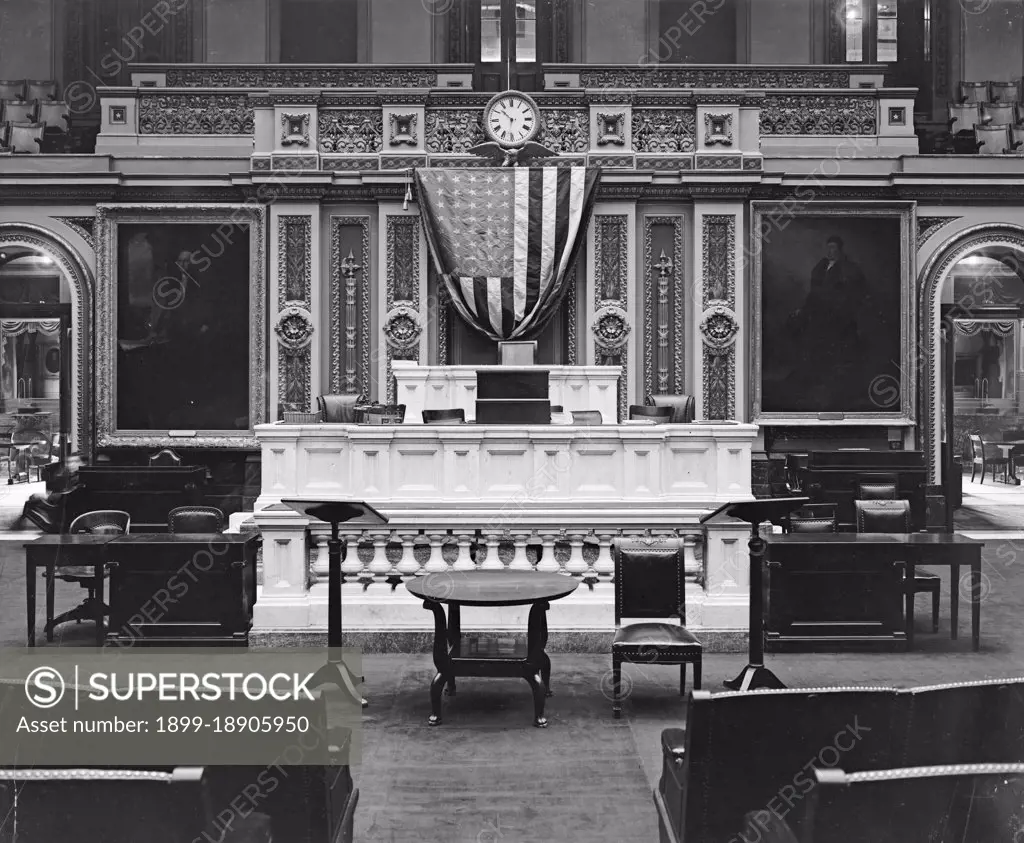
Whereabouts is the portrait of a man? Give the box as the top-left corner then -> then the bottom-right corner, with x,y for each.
757,214 -> 905,415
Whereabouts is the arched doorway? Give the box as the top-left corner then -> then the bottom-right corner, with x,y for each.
919,225 -> 1024,519
0,225 -> 94,469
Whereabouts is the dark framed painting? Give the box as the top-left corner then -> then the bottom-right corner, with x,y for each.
95,205 -> 266,448
750,202 -> 914,423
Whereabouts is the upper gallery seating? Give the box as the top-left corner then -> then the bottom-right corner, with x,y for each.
0,79 -> 72,154
940,79 -> 1024,154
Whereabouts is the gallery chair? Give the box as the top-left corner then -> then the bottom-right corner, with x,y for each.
947,102 -> 981,133
974,123 -> 1019,154
969,433 -> 1008,483
981,101 -> 1018,126
8,121 -> 44,154
168,505 -> 225,533
958,80 -> 990,103
46,510 -> 131,638
422,408 -> 465,424
25,79 -> 57,101
651,394 -> 696,423
610,537 -> 702,718
570,410 -> 603,425
317,394 -> 359,423
0,80 -> 25,100
990,80 -> 1022,103
855,480 -> 940,633
629,404 -> 672,422
1,98 -> 37,123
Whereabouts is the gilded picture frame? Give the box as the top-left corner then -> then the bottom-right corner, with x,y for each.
95,204 -> 266,448
750,201 -> 915,425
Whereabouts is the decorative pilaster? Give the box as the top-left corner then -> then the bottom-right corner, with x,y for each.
275,216 -> 313,417
329,216 -> 371,397
591,215 -> 629,421
642,216 -> 686,402
383,215 -> 423,403
700,216 -> 739,421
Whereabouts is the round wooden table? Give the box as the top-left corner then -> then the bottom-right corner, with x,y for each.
405,570 -> 579,727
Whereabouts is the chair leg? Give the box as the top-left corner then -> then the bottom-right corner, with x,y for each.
612,655 -> 622,719
971,462 -> 977,482
932,588 -> 940,633
679,664 -> 686,697
693,658 -> 702,691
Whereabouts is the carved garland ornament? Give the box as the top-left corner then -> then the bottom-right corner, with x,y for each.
275,304 -> 315,350
383,304 -> 423,351
592,305 -> 630,352
699,305 -> 739,349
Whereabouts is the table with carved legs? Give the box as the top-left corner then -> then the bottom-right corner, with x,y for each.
405,571 -> 578,728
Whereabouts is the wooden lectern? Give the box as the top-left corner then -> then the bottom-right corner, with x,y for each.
700,497 -> 809,691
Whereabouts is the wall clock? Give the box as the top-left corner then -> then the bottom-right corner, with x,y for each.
482,90 -> 542,147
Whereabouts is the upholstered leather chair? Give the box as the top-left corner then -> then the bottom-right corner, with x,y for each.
610,537 -> 702,718
628,405 -> 672,422
47,510 -> 131,637
651,394 -> 696,423
969,433 -> 1008,483
570,410 -> 602,425
785,504 -> 838,533
855,478 -> 940,632
168,505 -> 225,533
422,408 -> 465,424
317,394 -> 359,423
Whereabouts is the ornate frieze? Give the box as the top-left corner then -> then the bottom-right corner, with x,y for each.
641,216 -> 685,405
636,155 -> 694,171
329,216 -> 371,397
540,109 -> 589,153
318,110 -> 383,153
321,157 -> 379,171
163,67 -> 440,88
276,216 -> 312,417
632,110 -> 696,154
385,216 -> 421,402
52,216 -> 95,250
589,155 -> 634,168
271,155 -> 319,170
138,94 -> 254,135
696,155 -> 742,169
760,95 -> 877,135
578,66 -> 853,89
593,215 -> 629,421
701,215 -> 736,421
917,216 -> 961,248
425,109 -> 485,153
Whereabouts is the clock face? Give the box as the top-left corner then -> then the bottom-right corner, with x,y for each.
483,92 -> 541,147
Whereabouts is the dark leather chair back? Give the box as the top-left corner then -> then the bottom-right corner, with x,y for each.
899,677 -> 1024,766
651,394 -> 696,423
422,408 -> 465,424
318,394 -> 359,423
612,538 -> 685,624
787,514 -> 837,533
628,404 -> 671,421
799,764 -> 1024,843
168,505 -> 225,533
854,499 -> 911,533
69,509 -> 130,535
571,410 -> 603,425
855,472 -> 898,500
681,688 -> 900,843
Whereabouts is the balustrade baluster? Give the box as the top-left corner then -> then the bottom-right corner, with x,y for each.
565,530 -> 587,578
453,532 -> 475,570
480,532 -> 502,570
424,532 -> 447,575
537,532 -> 559,574
593,531 -> 616,587
509,530 -> 531,570
368,530 -> 391,586
398,531 -> 421,579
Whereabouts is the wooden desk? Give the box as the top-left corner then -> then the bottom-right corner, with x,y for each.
23,534 -> 119,646
766,533 -> 985,652
67,465 -> 207,531
105,533 -> 260,646
995,440 -> 1024,484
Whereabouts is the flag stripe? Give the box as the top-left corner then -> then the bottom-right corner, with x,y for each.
525,168 -> 544,321
513,168 -> 530,317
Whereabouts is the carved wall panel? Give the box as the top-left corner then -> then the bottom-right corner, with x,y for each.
700,215 -> 737,420
275,217 -> 312,418
329,216 -> 371,399
164,67 -> 439,88
642,217 -> 686,404
540,109 -> 589,153
760,95 -> 876,135
385,216 -> 421,403
632,110 -> 696,153
138,94 -> 253,134
318,110 -> 383,153
592,216 -> 629,421
578,67 -> 853,88
425,110 -> 485,153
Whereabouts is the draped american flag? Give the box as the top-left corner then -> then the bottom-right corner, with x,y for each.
416,166 -> 600,341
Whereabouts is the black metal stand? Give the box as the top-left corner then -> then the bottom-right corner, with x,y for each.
700,497 -> 809,692
280,500 -> 389,709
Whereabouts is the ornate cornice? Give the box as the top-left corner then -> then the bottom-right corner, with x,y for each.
576,65 -> 857,89
164,65 -> 443,88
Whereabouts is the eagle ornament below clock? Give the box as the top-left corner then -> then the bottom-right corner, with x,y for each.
469,90 -> 557,167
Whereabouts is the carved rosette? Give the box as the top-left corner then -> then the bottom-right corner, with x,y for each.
592,304 -> 630,352
275,304 -> 315,350
701,216 -> 736,421
383,304 -> 424,351
699,305 -> 739,349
